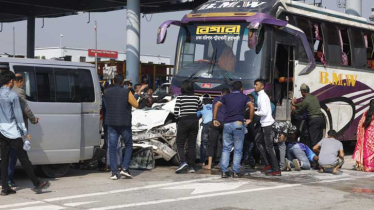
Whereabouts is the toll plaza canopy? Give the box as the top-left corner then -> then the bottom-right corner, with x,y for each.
0,0 -> 208,84
0,0 -> 207,23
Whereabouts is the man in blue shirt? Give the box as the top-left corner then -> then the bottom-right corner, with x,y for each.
213,81 -> 254,178
0,71 -> 50,195
203,88 -> 230,170
197,95 -> 213,165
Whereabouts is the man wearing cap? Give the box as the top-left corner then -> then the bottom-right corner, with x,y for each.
291,83 -> 324,147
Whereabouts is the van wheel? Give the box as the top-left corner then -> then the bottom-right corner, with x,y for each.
40,164 -> 71,178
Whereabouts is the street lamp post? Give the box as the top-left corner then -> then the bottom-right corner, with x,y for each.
13,27 -> 15,58
60,34 -> 64,58
95,21 -> 98,73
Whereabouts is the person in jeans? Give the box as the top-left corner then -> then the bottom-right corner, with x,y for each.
276,127 -> 319,171
213,81 -> 254,178
273,121 -> 295,171
203,88 -> 230,170
313,130 -> 344,175
197,95 -> 213,166
104,75 -> 139,180
7,74 -> 40,188
174,80 -> 202,174
254,79 -> 280,176
0,71 -> 49,195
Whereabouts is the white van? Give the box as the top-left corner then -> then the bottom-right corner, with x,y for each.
0,58 -> 101,177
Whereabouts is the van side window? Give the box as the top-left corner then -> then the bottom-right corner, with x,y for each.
350,29 -> 367,69
323,23 -> 343,66
78,69 -> 95,102
54,68 -> 95,102
35,67 -> 56,102
55,69 -> 79,102
365,33 -> 374,69
13,66 -> 37,102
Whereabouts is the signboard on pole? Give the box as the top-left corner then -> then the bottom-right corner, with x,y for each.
88,49 -> 118,59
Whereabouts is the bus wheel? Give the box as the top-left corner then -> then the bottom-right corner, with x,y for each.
40,164 -> 71,178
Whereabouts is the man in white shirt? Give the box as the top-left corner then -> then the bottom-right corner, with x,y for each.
254,79 -> 280,176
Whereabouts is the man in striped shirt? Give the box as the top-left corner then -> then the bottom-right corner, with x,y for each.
174,80 -> 202,173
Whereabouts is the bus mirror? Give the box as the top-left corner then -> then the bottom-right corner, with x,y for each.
157,20 -> 181,44
248,29 -> 259,49
247,22 -> 261,49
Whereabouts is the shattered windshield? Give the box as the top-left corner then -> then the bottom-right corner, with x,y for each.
175,23 -> 264,80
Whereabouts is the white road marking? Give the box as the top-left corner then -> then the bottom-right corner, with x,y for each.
12,205 -> 65,210
89,184 -> 301,210
162,181 -> 249,194
0,201 -> 45,209
44,176 -> 220,202
64,201 -> 98,207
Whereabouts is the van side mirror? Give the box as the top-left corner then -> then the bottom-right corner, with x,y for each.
157,20 -> 181,44
247,22 -> 261,49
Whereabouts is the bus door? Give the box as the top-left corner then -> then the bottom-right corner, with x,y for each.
273,44 -> 295,121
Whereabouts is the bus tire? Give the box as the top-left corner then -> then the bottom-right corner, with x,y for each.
40,164 -> 71,178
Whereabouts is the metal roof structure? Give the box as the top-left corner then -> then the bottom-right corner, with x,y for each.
0,0 -> 207,23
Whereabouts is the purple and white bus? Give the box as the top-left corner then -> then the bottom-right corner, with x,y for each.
157,0 -> 374,141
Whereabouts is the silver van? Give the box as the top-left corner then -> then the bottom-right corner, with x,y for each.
0,58 -> 101,177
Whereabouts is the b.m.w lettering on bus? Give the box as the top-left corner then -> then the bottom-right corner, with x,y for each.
319,72 -> 357,87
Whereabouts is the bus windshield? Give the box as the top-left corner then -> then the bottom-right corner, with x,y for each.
175,23 -> 264,81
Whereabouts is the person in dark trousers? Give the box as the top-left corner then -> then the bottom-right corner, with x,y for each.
7,74 -> 40,187
243,94 -> 256,168
203,88 -> 230,170
292,83 -> 325,147
197,95 -> 213,166
104,75 -> 139,180
213,81 -> 254,178
174,80 -> 202,174
0,71 -> 50,196
254,79 -> 280,176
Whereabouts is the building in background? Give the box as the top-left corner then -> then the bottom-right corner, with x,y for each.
34,47 -> 171,64
33,47 -> 173,88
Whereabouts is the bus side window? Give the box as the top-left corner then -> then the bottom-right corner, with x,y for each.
13,65 -> 37,102
339,28 -> 351,66
311,22 -> 324,65
349,28 -> 367,69
35,67 -> 55,102
323,23 -> 343,67
295,16 -> 313,62
365,33 -> 374,69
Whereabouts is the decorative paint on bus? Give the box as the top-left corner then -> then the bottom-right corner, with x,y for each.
319,72 -> 358,87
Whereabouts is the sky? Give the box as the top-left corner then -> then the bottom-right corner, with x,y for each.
0,0 -> 372,63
